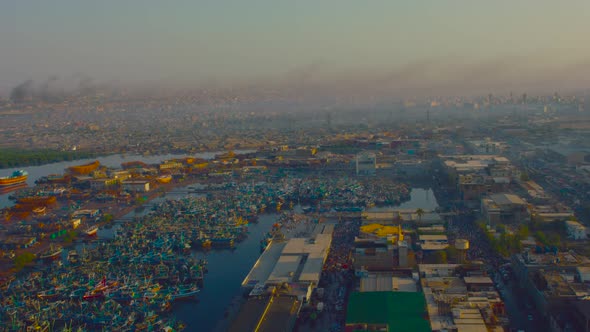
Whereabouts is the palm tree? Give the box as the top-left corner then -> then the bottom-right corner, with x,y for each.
416,208 -> 425,223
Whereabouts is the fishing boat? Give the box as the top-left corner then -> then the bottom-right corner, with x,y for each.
33,206 -> 46,214
83,291 -> 105,301
210,237 -> 234,248
67,250 -> 79,264
0,170 -> 28,187
155,264 -> 170,281
170,285 -> 200,301
69,288 -> 87,300
39,173 -> 71,184
39,245 -> 63,260
37,288 -> 62,300
0,182 -> 27,194
84,225 -> 99,237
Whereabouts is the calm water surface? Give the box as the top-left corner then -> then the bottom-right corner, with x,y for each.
367,187 -> 439,211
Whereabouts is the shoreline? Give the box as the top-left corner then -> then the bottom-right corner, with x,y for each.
0,148 -> 257,171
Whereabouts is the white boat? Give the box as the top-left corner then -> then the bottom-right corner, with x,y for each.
84,225 -> 99,236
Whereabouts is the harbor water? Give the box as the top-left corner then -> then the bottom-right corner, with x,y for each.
175,213 -> 278,332
1,152 -> 439,330
367,187 -> 439,211
94,188 -> 280,332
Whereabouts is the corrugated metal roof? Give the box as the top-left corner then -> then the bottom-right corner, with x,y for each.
490,193 -> 526,205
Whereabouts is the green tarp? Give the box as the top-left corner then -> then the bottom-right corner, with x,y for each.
345,291 -> 430,332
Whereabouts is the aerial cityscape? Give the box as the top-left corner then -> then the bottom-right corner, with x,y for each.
2,2 -> 590,332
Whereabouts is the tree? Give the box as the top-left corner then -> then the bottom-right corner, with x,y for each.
535,231 -> 548,245
102,213 -> 114,223
517,225 -> 530,239
445,246 -> 458,262
433,251 -> 448,264
520,171 -> 530,182
416,208 -> 425,223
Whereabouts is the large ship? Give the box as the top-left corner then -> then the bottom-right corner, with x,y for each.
0,170 -> 28,187
16,196 -> 57,206
156,174 -> 172,184
68,160 -> 100,175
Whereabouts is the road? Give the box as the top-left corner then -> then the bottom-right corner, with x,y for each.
447,212 -> 545,331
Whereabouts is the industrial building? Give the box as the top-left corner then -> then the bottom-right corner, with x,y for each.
234,224 -> 334,332
442,155 -> 516,203
480,193 -> 529,225
242,223 -> 333,301
511,249 -> 590,329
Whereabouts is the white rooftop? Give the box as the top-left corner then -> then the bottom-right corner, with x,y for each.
267,255 -> 303,284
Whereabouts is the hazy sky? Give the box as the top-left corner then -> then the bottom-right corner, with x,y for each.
2,1 -> 590,96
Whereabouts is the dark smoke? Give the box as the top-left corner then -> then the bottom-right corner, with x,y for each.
7,75 -> 116,102
10,80 -> 34,103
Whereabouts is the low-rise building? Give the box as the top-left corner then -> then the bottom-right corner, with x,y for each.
566,220 -> 587,240
122,180 -> 150,192
511,249 -> 590,323
418,234 -> 449,251
481,193 -> 529,225
356,151 -> 376,176
362,209 -> 443,225
89,178 -> 118,190
241,224 -> 333,302
419,264 -> 507,331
